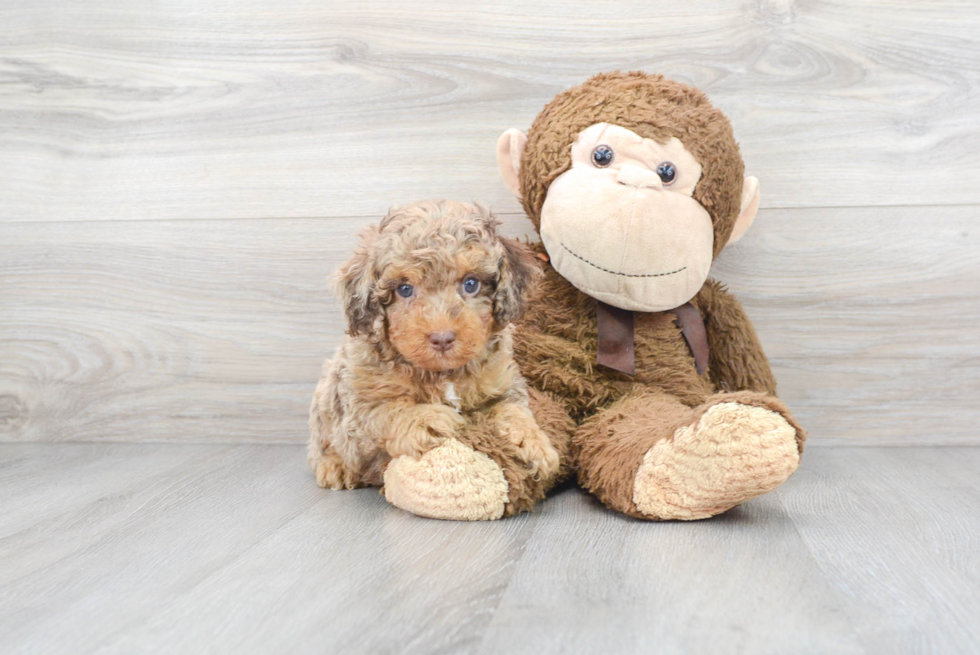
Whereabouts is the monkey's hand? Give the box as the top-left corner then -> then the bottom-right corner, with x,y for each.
383,403 -> 465,460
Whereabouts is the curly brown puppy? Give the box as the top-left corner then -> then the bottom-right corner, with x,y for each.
308,200 -> 562,520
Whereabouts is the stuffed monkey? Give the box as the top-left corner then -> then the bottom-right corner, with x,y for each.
494,72 -> 806,519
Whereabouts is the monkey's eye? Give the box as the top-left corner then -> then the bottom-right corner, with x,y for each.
591,145 -> 614,168
656,162 -> 677,185
396,283 -> 414,298
461,276 -> 481,295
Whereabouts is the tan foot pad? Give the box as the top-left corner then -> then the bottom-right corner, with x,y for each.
633,402 -> 800,520
383,438 -> 509,521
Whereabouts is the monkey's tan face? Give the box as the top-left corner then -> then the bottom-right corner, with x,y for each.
539,123 -> 714,312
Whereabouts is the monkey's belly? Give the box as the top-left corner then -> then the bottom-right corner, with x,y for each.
516,262 -> 714,415
601,312 -> 714,407
516,314 -> 714,417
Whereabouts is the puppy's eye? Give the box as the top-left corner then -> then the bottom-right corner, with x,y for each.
396,283 -> 414,298
592,145 -> 614,168
657,161 -> 677,185
461,277 -> 481,295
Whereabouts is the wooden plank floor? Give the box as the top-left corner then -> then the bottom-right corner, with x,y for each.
1,444 -> 978,654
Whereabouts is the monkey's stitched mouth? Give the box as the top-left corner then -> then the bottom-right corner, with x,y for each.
559,243 -> 686,278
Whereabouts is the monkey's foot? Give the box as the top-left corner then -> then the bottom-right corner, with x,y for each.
632,402 -> 800,520
383,438 -> 509,521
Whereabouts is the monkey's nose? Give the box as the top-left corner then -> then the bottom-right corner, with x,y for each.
428,331 -> 457,352
616,164 -> 662,189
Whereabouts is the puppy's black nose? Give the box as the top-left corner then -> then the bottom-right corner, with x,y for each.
428,331 -> 457,352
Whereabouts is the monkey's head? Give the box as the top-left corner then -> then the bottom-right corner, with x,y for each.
496,71 -> 760,312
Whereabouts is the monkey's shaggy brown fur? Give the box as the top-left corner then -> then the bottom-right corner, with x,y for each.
506,72 -> 807,519
308,200 -> 562,519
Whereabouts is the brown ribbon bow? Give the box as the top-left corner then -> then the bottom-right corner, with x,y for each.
596,301 -> 709,376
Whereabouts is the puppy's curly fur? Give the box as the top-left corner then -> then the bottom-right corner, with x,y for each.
308,200 -> 559,507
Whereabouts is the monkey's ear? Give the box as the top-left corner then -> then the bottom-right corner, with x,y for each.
496,128 -> 528,198
332,226 -> 382,336
493,237 -> 538,326
728,176 -> 761,245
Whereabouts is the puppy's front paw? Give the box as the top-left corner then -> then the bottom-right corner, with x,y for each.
495,405 -> 561,481
515,425 -> 561,480
386,403 -> 464,459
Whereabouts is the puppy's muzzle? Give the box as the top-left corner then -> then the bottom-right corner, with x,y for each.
427,330 -> 457,353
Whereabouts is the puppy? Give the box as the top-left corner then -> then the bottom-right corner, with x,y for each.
307,200 -> 559,500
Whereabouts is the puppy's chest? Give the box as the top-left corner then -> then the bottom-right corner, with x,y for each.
421,377 -> 499,414
440,382 -> 463,412
420,351 -> 513,413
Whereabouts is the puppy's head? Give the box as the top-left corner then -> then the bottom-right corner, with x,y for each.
335,200 -> 537,371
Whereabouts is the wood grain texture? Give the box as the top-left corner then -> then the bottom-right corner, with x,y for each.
781,447 -> 980,655
477,490 -> 866,655
2,443 -> 979,654
2,205 -> 977,444
1,0 -> 979,222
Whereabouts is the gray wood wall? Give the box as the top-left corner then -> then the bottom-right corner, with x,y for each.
2,1 -> 978,445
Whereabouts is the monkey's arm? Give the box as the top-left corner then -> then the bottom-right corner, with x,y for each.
696,279 -> 778,395
513,325 -> 633,417
512,254 -> 633,415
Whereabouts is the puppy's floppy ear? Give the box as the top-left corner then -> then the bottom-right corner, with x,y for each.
333,225 -> 382,336
493,237 -> 538,326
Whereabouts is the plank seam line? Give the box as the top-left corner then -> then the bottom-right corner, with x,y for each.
1,203 -> 979,225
